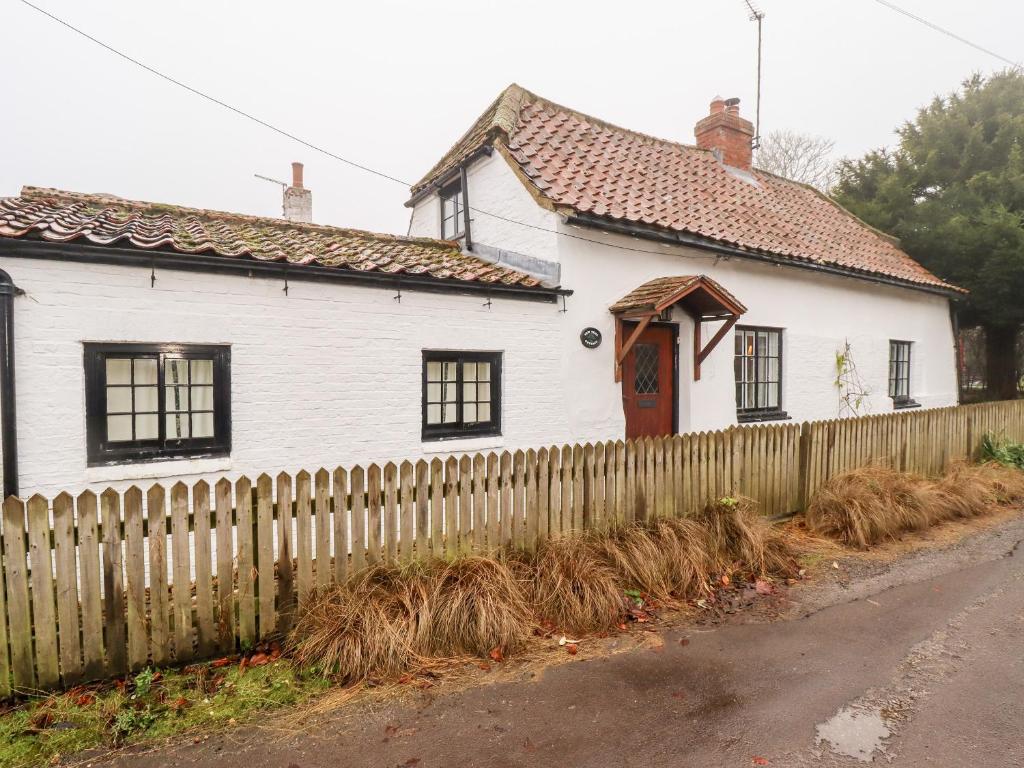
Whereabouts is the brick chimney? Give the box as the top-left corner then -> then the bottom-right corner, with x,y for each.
283,162 -> 312,223
694,97 -> 754,171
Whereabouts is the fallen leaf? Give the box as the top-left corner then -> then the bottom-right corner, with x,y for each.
565,644 -> 578,655
752,757 -> 769,765
170,697 -> 189,713
755,579 -> 773,596
616,622 -> 628,631
721,574 -> 731,587
489,647 -> 504,663
397,673 -> 415,684
385,724 -> 400,736
74,693 -> 96,707
249,652 -> 271,667
558,636 -> 583,646
679,637 -> 690,647
238,657 -> 248,675
478,662 -> 492,672
211,657 -> 232,668
832,561 -> 840,570
30,710 -> 54,729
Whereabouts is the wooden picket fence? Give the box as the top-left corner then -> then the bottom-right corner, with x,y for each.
0,399 -> 1022,696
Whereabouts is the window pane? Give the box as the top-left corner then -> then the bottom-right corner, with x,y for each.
478,363 -> 490,382
768,384 -> 779,409
190,359 -> 214,384
427,403 -> 442,424
442,402 -> 457,423
767,358 -> 779,382
192,412 -> 214,438
756,333 -> 767,356
135,386 -> 158,412
478,403 -> 491,422
106,387 -> 132,413
191,385 -> 214,411
463,383 -> 476,401
463,362 -> 477,381
107,414 -> 133,442
134,358 -> 157,385
746,383 -> 755,408
464,403 -> 478,423
165,386 -> 189,412
443,362 -> 458,380
443,383 -> 457,403
427,383 -> 441,402
477,382 -> 490,401
166,359 -> 189,385
135,413 -> 158,440
768,331 -> 779,357
427,361 -> 442,381
166,413 -> 190,439
106,359 -> 132,385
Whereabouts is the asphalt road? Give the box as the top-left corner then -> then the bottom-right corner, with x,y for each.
111,516 -> 1024,768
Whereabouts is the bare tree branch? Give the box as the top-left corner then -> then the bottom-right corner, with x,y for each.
755,130 -> 838,192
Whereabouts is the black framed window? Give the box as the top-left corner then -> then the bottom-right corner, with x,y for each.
440,180 -> 465,240
422,351 -> 501,440
734,326 -> 787,422
85,343 -> 231,465
889,340 -> 918,408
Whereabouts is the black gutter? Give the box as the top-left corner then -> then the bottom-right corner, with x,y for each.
565,213 -> 963,299
404,145 -> 494,208
0,269 -> 20,498
0,239 -> 570,304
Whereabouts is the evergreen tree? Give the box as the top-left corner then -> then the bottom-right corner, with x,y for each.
833,71 -> 1024,399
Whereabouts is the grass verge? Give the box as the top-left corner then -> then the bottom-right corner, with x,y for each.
0,651 -> 329,768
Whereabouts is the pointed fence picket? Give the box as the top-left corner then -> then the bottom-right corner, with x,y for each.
0,399 -> 1021,695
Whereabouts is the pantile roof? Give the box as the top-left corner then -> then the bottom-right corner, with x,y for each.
0,187 -> 544,289
411,85 -> 962,294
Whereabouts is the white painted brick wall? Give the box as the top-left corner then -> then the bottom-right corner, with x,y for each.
4,257 -> 570,498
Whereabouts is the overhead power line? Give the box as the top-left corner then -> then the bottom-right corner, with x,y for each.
871,0 -> 1022,70
14,0 -> 727,266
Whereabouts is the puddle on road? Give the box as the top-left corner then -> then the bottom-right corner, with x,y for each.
815,706 -> 891,762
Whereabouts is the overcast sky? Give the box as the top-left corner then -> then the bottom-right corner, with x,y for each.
2,0 -> 1021,235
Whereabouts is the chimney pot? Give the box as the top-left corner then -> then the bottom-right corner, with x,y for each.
694,96 -> 754,171
291,162 -> 304,189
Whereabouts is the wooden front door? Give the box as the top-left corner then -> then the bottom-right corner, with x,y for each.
622,323 -> 675,439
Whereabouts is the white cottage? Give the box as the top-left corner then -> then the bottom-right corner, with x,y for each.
0,86 -> 961,498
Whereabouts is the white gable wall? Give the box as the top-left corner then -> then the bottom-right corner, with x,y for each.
407,150 -> 560,265
4,256 -> 570,498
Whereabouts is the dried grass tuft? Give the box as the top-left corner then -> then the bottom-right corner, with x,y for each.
522,535 -> 625,635
806,461 -> 1024,548
595,518 -> 717,602
692,496 -> 797,577
289,564 -> 427,682
419,556 -> 532,656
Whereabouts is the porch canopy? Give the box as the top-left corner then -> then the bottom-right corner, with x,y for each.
609,275 -> 747,382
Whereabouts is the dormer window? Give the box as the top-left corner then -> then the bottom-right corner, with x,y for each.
440,180 -> 465,240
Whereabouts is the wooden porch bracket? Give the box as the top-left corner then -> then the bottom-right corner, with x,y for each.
692,314 -> 739,381
614,314 -> 654,382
